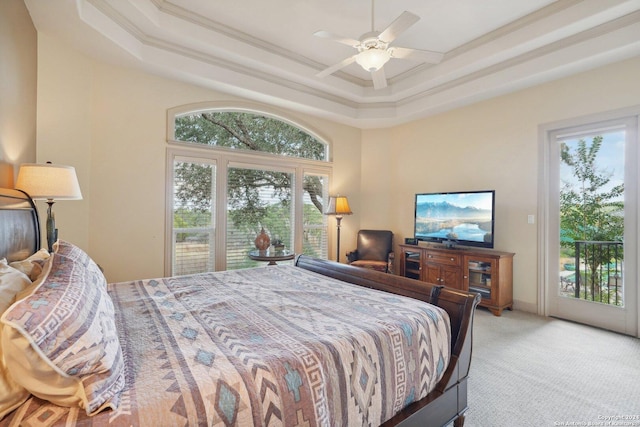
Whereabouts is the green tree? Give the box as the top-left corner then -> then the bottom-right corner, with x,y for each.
560,135 -> 624,297
173,111 -> 326,231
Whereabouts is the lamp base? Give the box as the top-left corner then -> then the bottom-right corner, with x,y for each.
335,215 -> 343,263
46,200 -> 57,252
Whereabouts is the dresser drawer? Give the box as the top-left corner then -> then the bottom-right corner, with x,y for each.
424,251 -> 461,266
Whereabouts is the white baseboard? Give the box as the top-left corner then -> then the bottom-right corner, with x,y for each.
513,299 -> 537,314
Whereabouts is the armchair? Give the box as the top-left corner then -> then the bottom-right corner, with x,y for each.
346,230 -> 394,273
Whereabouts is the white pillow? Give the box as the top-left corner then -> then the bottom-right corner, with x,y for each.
9,249 -> 50,281
0,259 -> 32,314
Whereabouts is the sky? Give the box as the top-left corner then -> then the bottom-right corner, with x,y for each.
559,129 -> 625,195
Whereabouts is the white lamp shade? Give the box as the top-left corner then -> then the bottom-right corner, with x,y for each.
355,48 -> 391,72
16,163 -> 83,200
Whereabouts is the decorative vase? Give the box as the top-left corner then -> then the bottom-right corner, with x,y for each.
254,227 -> 270,251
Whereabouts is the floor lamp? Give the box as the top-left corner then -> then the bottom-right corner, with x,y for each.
16,162 -> 83,252
325,195 -> 352,262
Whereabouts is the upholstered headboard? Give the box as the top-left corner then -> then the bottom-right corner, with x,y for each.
0,188 -> 40,262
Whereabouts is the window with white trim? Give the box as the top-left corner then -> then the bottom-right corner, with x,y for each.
166,108 -> 331,274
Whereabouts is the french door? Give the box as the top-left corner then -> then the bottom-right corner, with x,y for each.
542,112 -> 638,336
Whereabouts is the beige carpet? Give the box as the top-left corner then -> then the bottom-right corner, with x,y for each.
462,308 -> 640,426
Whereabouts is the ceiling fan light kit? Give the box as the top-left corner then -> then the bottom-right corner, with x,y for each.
314,1 -> 443,90
355,47 -> 391,72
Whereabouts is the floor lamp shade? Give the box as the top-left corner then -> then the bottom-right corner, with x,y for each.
325,195 -> 352,262
16,163 -> 83,251
325,196 -> 352,217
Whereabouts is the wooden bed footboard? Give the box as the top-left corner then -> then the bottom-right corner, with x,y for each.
295,255 -> 480,427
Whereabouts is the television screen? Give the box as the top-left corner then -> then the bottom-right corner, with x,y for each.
414,190 -> 495,248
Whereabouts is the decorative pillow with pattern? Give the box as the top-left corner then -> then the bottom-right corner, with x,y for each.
0,241 -> 124,417
53,241 -> 105,287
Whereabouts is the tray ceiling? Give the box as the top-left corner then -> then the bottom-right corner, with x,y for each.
24,0 -> 640,128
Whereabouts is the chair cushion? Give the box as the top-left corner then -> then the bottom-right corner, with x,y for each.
350,260 -> 388,272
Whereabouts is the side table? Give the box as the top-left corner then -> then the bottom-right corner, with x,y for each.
248,249 -> 295,265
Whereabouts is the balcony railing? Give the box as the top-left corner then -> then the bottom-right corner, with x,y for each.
560,241 -> 623,306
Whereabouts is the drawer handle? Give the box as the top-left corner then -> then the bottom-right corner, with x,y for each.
450,257 -> 454,261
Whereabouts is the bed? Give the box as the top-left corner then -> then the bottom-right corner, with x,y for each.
0,188 -> 480,427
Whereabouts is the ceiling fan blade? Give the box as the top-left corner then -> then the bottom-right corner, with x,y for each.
313,30 -> 360,48
378,11 -> 420,43
371,67 -> 387,90
390,47 -> 444,64
316,55 -> 358,78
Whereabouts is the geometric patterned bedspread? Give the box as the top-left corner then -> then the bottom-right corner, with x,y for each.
1,265 -> 450,426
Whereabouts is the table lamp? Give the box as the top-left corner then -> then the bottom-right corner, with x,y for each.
16,162 -> 83,252
324,195 -> 352,262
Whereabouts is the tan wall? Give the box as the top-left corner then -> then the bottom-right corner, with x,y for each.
375,56 -> 640,311
36,34 -> 361,282
33,27 -> 640,311
0,0 -> 37,187
359,127 -> 394,230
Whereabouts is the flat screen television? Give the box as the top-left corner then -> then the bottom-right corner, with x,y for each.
414,190 -> 495,248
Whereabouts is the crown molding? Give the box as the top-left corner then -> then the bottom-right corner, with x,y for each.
46,0 -> 640,127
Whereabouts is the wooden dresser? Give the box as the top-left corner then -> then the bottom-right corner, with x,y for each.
399,244 -> 515,316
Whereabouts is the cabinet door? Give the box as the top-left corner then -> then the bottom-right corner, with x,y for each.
424,263 -> 463,289
424,263 -> 440,284
441,265 -> 463,290
465,256 -> 497,303
403,251 -> 422,280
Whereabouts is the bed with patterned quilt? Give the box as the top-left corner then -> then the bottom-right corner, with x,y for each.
0,188 -> 479,427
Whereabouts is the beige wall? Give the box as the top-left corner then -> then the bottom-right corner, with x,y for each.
0,0 -> 37,187
372,56 -> 640,311
359,127 -> 394,229
36,34 -> 361,282
33,27 -> 640,312
35,32 -> 93,252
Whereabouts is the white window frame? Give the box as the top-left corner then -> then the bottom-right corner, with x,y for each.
169,154 -> 217,275
165,104 -> 333,275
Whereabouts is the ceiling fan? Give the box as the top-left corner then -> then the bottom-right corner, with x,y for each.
314,0 -> 444,90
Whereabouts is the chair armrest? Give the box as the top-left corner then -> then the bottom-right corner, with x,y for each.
387,251 -> 395,274
346,250 -> 359,263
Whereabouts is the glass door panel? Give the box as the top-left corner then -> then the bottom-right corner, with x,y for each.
546,116 -> 637,335
226,164 -> 294,270
171,157 -> 216,275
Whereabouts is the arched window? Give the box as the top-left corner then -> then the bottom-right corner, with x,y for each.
166,105 -> 332,273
